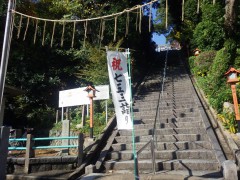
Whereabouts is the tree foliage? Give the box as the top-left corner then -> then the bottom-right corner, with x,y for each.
193,21 -> 225,50
0,0 -> 156,130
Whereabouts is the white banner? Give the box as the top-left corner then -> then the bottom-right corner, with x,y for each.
59,85 -> 109,107
107,51 -> 133,130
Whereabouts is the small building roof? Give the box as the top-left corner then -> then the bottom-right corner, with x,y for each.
224,67 -> 240,76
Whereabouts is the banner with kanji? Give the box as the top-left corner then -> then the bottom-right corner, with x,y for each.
107,51 -> 133,130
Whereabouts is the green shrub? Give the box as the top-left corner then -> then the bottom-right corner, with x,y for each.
208,48 -> 231,86
208,86 -> 232,112
234,49 -> 240,68
218,111 -> 238,134
188,56 -> 196,71
193,50 -> 216,76
199,48 -> 232,112
224,39 -> 237,64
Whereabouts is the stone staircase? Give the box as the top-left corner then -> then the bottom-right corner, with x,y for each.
103,51 -> 225,178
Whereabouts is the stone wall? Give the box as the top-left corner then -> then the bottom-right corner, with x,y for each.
7,156 -> 77,174
49,130 -> 79,146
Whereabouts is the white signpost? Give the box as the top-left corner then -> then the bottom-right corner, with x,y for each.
58,85 -> 109,122
59,85 -> 109,108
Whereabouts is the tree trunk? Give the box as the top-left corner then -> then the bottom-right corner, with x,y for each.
225,0 -> 237,37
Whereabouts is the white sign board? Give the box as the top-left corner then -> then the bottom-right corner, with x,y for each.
59,85 -> 109,107
94,85 -> 110,100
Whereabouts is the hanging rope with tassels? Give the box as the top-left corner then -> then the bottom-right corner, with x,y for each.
113,16 -> 118,42
51,22 -> 56,47
42,20 -> 46,46
135,8 -> 139,31
98,18 -> 103,46
197,0 -> 200,14
125,11 -> 129,37
83,20 -> 88,48
71,21 -> 76,48
33,19 -> 38,44
11,0 -> 158,48
100,19 -> 105,48
182,0 -> 185,21
165,0 -> 168,29
61,22 -> 66,47
149,2 -> 152,32
23,17 -> 29,41
17,15 -> 22,39
139,6 -> 142,34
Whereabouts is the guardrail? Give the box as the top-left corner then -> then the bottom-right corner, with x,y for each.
8,133 -> 84,174
9,136 -> 79,150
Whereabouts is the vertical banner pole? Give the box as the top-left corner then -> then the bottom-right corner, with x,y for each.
126,48 -> 139,179
0,0 -> 15,126
105,100 -> 108,124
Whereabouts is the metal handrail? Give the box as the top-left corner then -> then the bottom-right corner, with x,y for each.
8,136 -> 79,151
135,50 -> 169,174
153,49 -> 169,144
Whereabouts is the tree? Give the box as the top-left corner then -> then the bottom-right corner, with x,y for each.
225,0 -> 238,38
1,0 -> 156,130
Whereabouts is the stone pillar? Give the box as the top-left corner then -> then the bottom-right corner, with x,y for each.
62,120 -> 70,155
222,160 -> 238,180
0,97 -> 6,126
0,126 -> 10,180
24,134 -> 35,174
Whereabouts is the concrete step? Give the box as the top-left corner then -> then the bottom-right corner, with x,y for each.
108,149 -> 216,161
137,91 -> 192,97
134,109 -> 200,116
81,171 -> 224,180
112,141 -> 212,151
134,107 -> 199,113
134,93 -> 194,101
134,117 -> 203,124
133,101 -> 197,108
105,159 -> 219,172
118,127 -> 206,136
114,134 -> 208,143
134,97 -> 195,104
134,103 -> 198,110
134,113 -> 201,121
134,121 -> 203,129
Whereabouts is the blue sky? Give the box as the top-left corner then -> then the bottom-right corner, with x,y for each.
152,33 -> 166,45
151,7 -> 166,45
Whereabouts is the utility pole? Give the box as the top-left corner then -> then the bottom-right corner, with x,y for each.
0,0 -> 15,126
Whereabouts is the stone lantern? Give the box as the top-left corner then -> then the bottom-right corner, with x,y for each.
194,48 -> 201,56
225,67 -> 240,132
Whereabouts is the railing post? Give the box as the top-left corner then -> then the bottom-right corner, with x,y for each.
62,120 -> 70,155
24,134 -> 35,174
0,126 -> 10,180
78,133 -> 84,167
134,154 -> 139,180
151,139 -> 156,174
